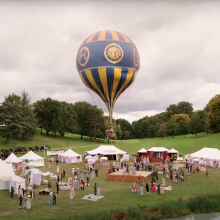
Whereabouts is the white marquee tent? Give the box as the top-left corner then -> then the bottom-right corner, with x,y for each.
138,148 -> 147,153
4,152 -> 23,170
9,175 -> 26,194
186,147 -> 220,166
58,149 -> 82,163
0,159 -> 15,190
86,145 -> 129,161
20,151 -> 44,167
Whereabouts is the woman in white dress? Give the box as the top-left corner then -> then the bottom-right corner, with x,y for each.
26,195 -> 31,209
91,170 -> 95,179
57,166 -> 60,174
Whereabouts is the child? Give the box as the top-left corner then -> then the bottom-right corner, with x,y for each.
206,168 -> 209,177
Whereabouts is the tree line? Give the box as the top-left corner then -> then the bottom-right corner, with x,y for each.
0,90 -> 220,143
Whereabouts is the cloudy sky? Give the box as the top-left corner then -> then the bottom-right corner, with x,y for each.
0,0 -> 220,123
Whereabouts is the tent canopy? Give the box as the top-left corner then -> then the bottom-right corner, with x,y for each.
188,147 -> 220,160
138,148 -> 147,153
20,151 -> 43,161
0,159 -> 15,183
168,148 -> 178,153
86,145 -> 128,156
59,149 -> 81,157
4,152 -> 22,163
147,147 -> 168,152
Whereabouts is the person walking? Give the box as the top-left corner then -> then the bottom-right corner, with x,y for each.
145,183 -> 149,195
86,176 -> 89,186
53,192 -> 57,205
157,184 -> 160,194
63,169 -> 65,178
69,186 -> 74,199
23,193 -> 27,209
206,168 -> 209,177
18,185 -> 23,209
11,186 -> 14,198
26,195 -> 31,209
94,183 -> 97,195
56,182 -> 59,194
140,185 -> 144,196
49,192 -> 53,205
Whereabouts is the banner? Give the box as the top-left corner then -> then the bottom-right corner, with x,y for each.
47,150 -> 64,156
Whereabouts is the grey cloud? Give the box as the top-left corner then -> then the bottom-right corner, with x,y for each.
0,0 -> 220,123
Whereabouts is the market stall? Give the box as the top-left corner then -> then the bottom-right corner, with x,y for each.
58,149 -> 82,163
146,147 -> 168,163
4,152 -> 23,171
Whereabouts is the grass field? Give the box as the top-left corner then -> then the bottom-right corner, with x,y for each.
0,132 -> 220,220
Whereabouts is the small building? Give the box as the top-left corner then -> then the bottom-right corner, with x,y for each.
58,149 -> 82,163
137,148 -> 147,157
146,147 -> 168,163
167,148 -> 179,162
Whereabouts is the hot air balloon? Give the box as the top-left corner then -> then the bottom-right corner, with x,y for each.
76,30 -> 140,139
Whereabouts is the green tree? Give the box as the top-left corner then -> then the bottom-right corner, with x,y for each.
0,91 -> 37,143
114,124 -> 122,140
206,94 -> 220,132
166,104 -> 178,118
116,118 -> 132,139
190,110 -> 206,137
172,114 -> 190,138
166,117 -> 177,138
122,131 -> 131,140
87,106 -> 105,142
177,101 -> 194,117
74,101 -> 93,139
157,123 -> 166,139
140,119 -> 150,138
147,124 -> 156,139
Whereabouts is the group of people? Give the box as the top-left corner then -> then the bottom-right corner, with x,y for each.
17,185 -> 32,209
132,182 -> 149,195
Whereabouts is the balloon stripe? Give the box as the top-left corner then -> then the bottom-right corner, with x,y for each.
111,68 -> 121,108
86,33 -> 96,43
119,32 -> 131,43
113,68 -> 128,102
92,32 -> 101,41
121,70 -> 136,94
85,69 -> 107,102
105,30 -> 112,40
114,69 -> 134,102
116,32 -> 127,41
80,72 -> 97,93
90,68 -> 107,102
110,31 -> 120,41
106,68 -> 114,106
98,31 -> 106,40
98,68 -> 110,105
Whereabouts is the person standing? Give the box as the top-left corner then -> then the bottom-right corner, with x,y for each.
170,170 -> 173,181
160,183 -> 164,194
96,186 -> 100,197
145,183 -> 149,195
94,183 -> 97,195
140,185 -> 144,196
49,192 -> 53,205
63,169 -> 65,178
152,181 -> 156,192
86,176 -> 89,186
11,186 -> 14,198
206,168 -> 209,177
132,182 -> 136,193
91,169 -> 95,179
57,165 -> 60,174
53,192 -> 57,205
69,186 -> 74,199
95,169 -> 99,178
157,184 -> 160,194
23,193 -> 27,209
56,158 -> 59,165
56,182 -> 59,194
18,185 -> 23,209
57,176 -> 60,183
26,195 -> 31,209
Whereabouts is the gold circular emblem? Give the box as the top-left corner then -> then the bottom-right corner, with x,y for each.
78,47 -> 90,67
134,47 -> 140,67
104,43 -> 124,64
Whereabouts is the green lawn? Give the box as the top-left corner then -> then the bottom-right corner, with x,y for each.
0,132 -> 220,220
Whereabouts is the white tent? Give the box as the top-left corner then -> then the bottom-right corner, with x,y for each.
147,147 -> 168,152
138,148 -> 147,153
20,151 -> 44,167
58,149 -> 82,163
4,152 -> 23,170
30,170 -> 42,185
168,148 -> 179,158
86,145 -> 129,161
9,175 -> 26,194
0,159 -> 15,190
186,147 -> 220,166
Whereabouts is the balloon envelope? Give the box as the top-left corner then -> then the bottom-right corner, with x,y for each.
76,30 -> 140,122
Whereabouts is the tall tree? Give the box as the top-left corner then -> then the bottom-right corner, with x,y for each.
157,123 -> 166,139
206,94 -> 220,132
74,102 -> 93,139
177,101 -> 193,117
87,106 -> 105,142
147,124 -> 156,139
172,114 -> 190,138
166,117 -> 177,138
190,110 -> 206,137
166,104 -> 178,118
140,119 -> 150,138
0,91 -> 37,143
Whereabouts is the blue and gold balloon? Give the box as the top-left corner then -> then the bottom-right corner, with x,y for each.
76,30 -> 140,128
